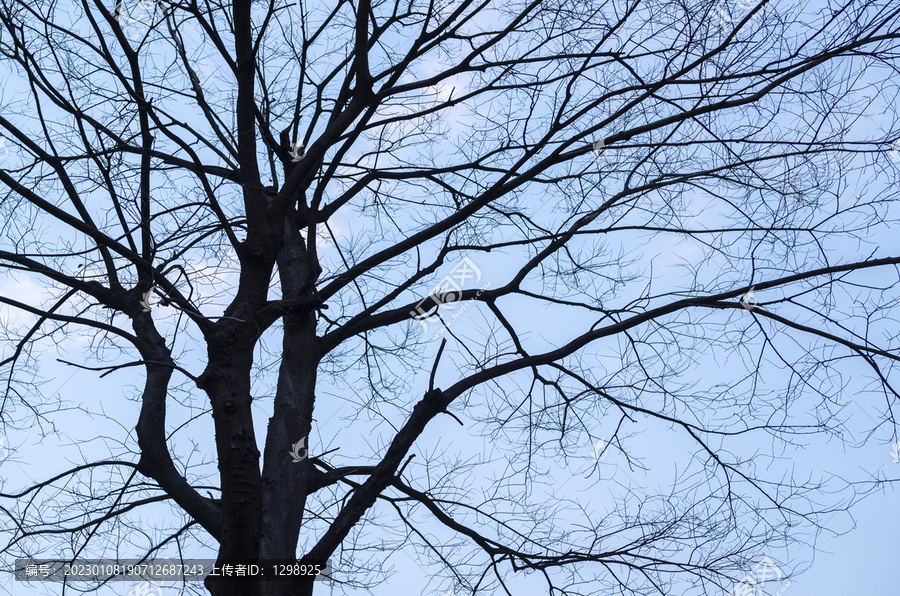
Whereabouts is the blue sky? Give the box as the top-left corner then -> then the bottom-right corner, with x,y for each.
1,0 -> 900,594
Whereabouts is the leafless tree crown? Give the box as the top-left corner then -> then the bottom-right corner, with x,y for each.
0,0 -> 899,594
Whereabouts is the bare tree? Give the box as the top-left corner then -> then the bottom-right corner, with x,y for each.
0,0 -> 899,594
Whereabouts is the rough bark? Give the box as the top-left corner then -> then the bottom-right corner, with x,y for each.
199,338 -> 263,596
200,241 -> 277,596
259,210 -> 321,596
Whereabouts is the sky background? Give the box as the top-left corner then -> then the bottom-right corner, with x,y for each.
1,0 -> 899,593
2,356 -> 899,596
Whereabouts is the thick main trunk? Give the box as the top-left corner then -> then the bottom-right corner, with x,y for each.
258,208 -> 321,596
258,312 -> 319,596
197,194 -> 318,594
201,342 -> 263,596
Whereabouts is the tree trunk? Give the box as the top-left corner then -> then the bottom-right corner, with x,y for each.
201,341 -> 263,596
205,211 -> 320,596
258,310 -> 320,596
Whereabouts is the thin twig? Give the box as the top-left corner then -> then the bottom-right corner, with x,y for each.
428,338 -> 447,393
397,454 -> 415,476
57,358 -> 199,382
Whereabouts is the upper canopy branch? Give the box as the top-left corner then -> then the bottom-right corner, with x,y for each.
428,256 -> 900,414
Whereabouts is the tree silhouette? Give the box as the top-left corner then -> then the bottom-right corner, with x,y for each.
0,0 -> 899,594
